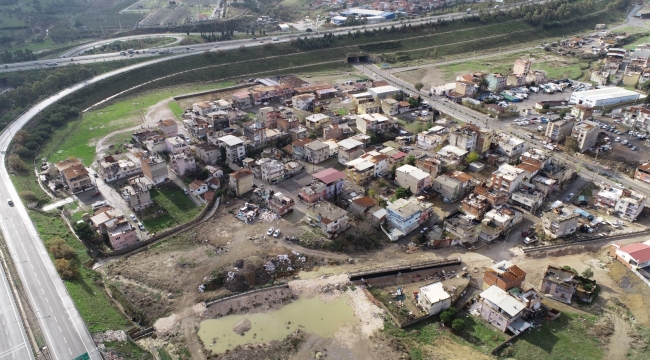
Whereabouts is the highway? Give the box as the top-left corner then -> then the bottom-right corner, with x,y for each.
0,52 -> 205,360
0,0 -> 545,74
0,258 -> 33,360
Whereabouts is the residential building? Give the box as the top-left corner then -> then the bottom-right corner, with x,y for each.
635,162 -> 650,184
288,126 -> 308,140
496,134 -> 526,158
395,164 -> 432,195
449,126 -> 478,152
312,168 -> 346,199
229,169 -> 254,196
432,174 -> 463,201
542,206 -> 579,239
474,285 -> 528,333
121,176 -> 153,211
217,135 -> 246,162
345,157 -> 375,184
309,202 -> 349,235
610,241 -> 650,270
358,101 -> 381,115
292,94 -> 315,111
291,138 -> 312,160
351,92 -> 374,106
355,113 -> 391,134
379,146 -> 407,166
545,120 -> 574,143
260,159 -> 286,182
479,207 -> 523,242
266,191 -> 295,216
192,101 -> 212,115
416,126 -> 448,150
416,157 -> 441,178
349,196 -> 377,215
183,117 -> 211,139
165,136 -> 190,155
195,143 -> 220,165
474,185 -> 510,207
570,120 -> 599,152
96,153 -> 142,183
483,260 -> 526,291
337,138 -> 365,165
615,189 -> 647,221
540,265 -> 579,304
305,113 -> 332,131
513,58 -> 532,76
298,182 -> 327,204
243,122 -> 267,147
461,193 -> 490,219
250,84 -> 293,104
489,164 -> 526,194
304,141 -> 330,164
189,180 -> 208,195
444,213 -> 481,244
171,153 -> 196,176
381,98 -> 399,115
472,125 -> 495,154
232,91 -> 252,109
594,186 -> 623,209
106,217 -> 139,250
361,151 -> 389,177
571,105 -> 594,120
323,124 -> 343,141
486,73 -> 507,92
258,107 -> 279,128
417,282 -> 452,316
143,134 -> 166,154
385,197 -> 433,240
277,114 -> 301,132
455,80 -> 477,96
140,154 -> 169,184
509,185 -> 544,213
157,119 -> 178,137
55,159 -> 93,193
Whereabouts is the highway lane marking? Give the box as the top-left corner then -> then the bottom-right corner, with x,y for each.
45,297 -> 48,303
68,348 -> 72,355
63,337 -> 67,344
58,326 -> 62,332
0,343 -> 26,359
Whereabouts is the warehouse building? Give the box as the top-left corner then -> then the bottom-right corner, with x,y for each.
338,8 -> 396,24
569,87 -> 641,107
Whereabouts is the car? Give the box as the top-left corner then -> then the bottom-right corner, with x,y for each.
91,191 -> 101,197
615,183 -> 624,188
259,41 -> 264,43
183,188 -> 189,195
565,193 -> 574,202
524,235 -> 538,244
614,137 -> 620,142
420,227 -> 429,234
537,126 -> 544,131
93,173 -> 99,178
7,199 -> 13,206
273,229 -> 281,238
138,222 -> 145,230
442,197 -> 451,203
130,214 -> 137,221
627,143 -> 634,148
621,140 -> 628,145
266,227 -> 275,236
213,45 -> 219,48
631,146 -> 637,151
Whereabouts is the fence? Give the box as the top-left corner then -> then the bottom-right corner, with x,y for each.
96,196 -> 220,258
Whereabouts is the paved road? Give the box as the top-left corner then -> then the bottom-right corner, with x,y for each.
0,0 -> 546,74
353,61 -> 650,198
0,260 -> 33,360
59,34 -> 184,58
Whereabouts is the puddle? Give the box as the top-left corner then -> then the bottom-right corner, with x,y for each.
198,296 -> 357,353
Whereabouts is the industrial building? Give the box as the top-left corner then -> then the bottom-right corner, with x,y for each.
334,8 -> 395,25
569,87 -> 641,107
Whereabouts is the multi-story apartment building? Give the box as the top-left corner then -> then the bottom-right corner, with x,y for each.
229,169 -> 254,196
489,164 -> 526,194
545,120 -> 574,143
121,176 -> 153,211
171,153 -> 196,176
496,134 -> 526,158
337,138 -> 365,165
542,206 -> 579,239
615,189 -> 647,221
140,154 -> 168,184
96,153 -> 142,183
355,113 -> 391,134
55,159 -> 93,193
305,113 -> 332,131
165,136 -> 190,155
157,119 -> 178,137
304,141 -> 330,164
395,164 -> 432,195
385,197 -> 433,240
217,135 -> 246,162
195,143 -> 220,165
260,159 -> 286,183
634,162 -> 650,184
570,120 -> 599,152
449,126 -> 478,152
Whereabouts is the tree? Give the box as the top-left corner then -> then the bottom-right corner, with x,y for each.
406,155 -> 416,166
414,82 -> 424,92
48,238 -> 76,260
440,307 -> 457,324
19,191 -> 38,203
581,267 -> 594,279
452,318 -> 465,331
394,187 -> 412,199
559,109 -> 567,118
478,78 -> 489,93
73,222 -> 95,241
465,151 -> 480,164
565,137 -> 580,153
219,146 -> 227,166
54,259 -> 78,280
7,154 -> 27,172
542,103 -> 550,110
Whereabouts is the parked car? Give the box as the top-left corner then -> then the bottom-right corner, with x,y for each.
614,137 -> 620,142
183,188 -> 189,194
420,227 -> 429,234
130,214 -> 137,221
267,227 -> 274,236
524,235 -> 538,244
273,229 -> 281,238
138,222 -> 145,230
91,191 -> 101,197
565,193 -> 574,202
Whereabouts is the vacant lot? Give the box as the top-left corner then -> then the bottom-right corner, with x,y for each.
141,184 -> 203,232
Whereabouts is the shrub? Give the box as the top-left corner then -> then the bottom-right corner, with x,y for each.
54,258 -> 79,279
48,238 -> 77,260
440,307 -> 457,324
452,318 -> 465,331
7,154 -> 27,172
19,191 -> 39,203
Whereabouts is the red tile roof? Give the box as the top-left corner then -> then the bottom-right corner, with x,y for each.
619,243 -> 650,263
312,168 -> 345,184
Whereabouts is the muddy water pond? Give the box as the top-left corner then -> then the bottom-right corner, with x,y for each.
198,296 -> 358,353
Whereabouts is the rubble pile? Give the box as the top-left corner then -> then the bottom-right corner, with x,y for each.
259,209 -> 280,222
91,330 -> 127,343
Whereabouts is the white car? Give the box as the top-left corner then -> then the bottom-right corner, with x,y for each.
130,214 -> 137,221
614,137 -> 620,142
267,227 -> 274,236
273,229 -> 281,238
138,222 -> 145,230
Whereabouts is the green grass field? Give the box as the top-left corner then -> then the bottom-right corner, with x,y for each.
496,312 -> 604,360
142,185 -> 202,232
42,81 -> 234,165
168,101 -> 184,119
